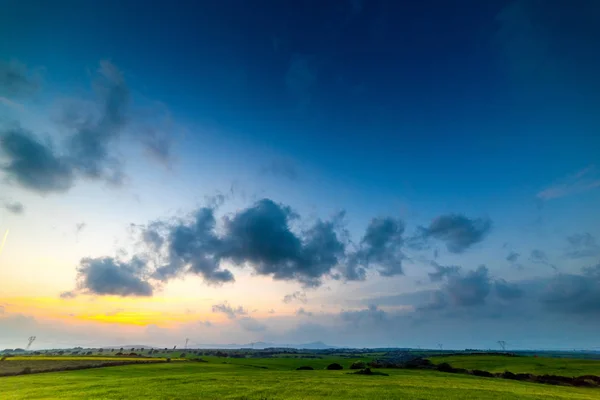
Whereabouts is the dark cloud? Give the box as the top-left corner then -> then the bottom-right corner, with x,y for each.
211,302 -> 248,319
506,251 -> 520,263
423,214 -> 492,253
59,291 -> 76,299
260,159 -> 299,181
422,266 -> 493,310
0,128 -> 75,193
340,305 -> 388,327
75,257 -> 153,296
564,233 -> 600,259
494,279 -> 523,300
529,249 -> 557,271
343,217 -> 405,280
0,60 -> 41,98
541,265 -> 600,314
296,307 -> 313,317
283,291 -> 307,304
3,201 -> 24,214
237,317 -> 267,332
220,199 -> 345,287
428,262 -> 460,282
64,61 -> 129,184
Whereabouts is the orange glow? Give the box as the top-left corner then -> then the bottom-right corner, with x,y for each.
0,295 -> 218,327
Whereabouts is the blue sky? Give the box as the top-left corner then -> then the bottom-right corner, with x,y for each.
1,0 -> 600,350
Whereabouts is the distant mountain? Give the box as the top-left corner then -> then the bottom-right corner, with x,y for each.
190,341 -> 337,350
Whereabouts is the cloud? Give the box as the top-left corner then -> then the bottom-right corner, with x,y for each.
283,291 -> 307,304
0,60 -> 41,98
0,305 -> 4,314
3,201 -> 24,214
211,302 -> 248,319
74,257 -> 153,296
422,266 -> 493,310
564,233 -> 600,259
260,159 -> 299,181
494,279 -> 523,300
428,262 -> 460,282
220,199 -> 345,287
296,307 -> 313,317
59,291 -> 76,299
0,127 -> 75,193
63,61 -> 129,184
422,214 -> 492,253
537,166 -> 600,201
541,265 -> 600,314
340,304 -> 388,327
506,251 -> 519,263
237,317 -> 267,332
1,60 -> 177,195
529,249 -> 557,271
343,217 -> 405,280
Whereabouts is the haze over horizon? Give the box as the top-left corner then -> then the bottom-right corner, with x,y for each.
1,0 -> 599,351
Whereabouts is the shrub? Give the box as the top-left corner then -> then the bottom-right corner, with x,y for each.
326,363 -> 343,370
351,368 -> 389,376
296,366 -> 314,370
180,353 -> 186,358
436,362 -> 454,373
0,356 -> 6,361
166,358 -> 171,363
21,367 -> 32,374
471,369 -> 494,378
350,361 -> 366,370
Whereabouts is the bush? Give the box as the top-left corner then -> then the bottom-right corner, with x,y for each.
350,361 -> 366,370
501,371 -> 517,380
180,353 -> 186,358
351,368 -> 389,376
326,363 -> 343,370
0,356 -> 7,361
296,366 -> 314,370
471,369 -> 494,378
166,358 -> 171,363
21,367 -> 32,374
436,362 -> 454,373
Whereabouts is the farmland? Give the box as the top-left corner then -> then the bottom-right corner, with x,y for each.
429,354 -> 600,377
1,353 -> 600,399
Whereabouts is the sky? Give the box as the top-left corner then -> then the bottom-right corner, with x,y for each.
1,0 -> 600,351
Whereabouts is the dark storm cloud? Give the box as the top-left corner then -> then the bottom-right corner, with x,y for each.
212,302 -> 248,319
0,60 -> 41,98
283,291 -> 307,304
422,214 -> 492,253
428,262 -> 460,282
541,265 -> 600,314
3,200 -> 24,214
260,159 -> 299,181
342,217 -> 405,280
0,128 -> 75,193
422,266 -> 493,310
564,233 -> 600,259
75,257 -> 153,296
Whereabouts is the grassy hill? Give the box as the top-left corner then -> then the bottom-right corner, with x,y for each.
428,354 -> 600,376
1,355 -> 600,399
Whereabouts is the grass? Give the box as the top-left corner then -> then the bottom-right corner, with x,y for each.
0,355 -> 599,399
428,355 -> 600,377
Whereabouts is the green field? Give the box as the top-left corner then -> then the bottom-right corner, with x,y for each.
1,355 -> 599,399
428,355 -> 600,377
